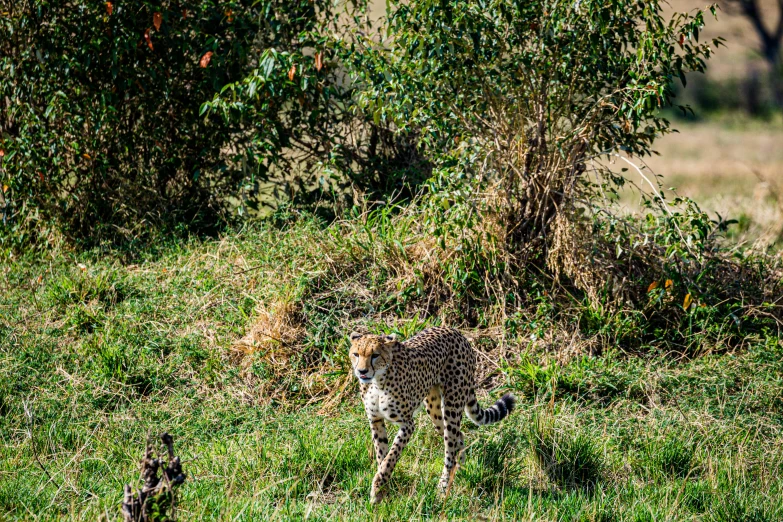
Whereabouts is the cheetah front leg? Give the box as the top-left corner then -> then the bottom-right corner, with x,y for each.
371,419 -> 415,504
369,417 -> 389,467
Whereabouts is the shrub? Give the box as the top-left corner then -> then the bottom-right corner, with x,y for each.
354,0 -> 720,245
0,0 -> 421,248
349,1 -> 716,289
0,1 -> 249,244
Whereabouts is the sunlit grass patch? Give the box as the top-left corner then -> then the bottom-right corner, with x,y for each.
645,432 -> 698,479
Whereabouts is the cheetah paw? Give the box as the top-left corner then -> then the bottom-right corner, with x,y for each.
370,488 -> 385,504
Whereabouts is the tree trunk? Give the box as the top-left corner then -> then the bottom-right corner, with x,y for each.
771,59 -> 783,109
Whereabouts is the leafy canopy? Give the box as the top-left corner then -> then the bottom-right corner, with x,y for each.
356,0 -> 720,157
0,0 -> 370,247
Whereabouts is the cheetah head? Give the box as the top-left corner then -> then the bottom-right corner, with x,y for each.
348,332 -> 397,383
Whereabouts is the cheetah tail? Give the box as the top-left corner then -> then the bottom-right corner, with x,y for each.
464,389 -> 516,426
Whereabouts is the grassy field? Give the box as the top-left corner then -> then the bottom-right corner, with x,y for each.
2,219 -> 782,521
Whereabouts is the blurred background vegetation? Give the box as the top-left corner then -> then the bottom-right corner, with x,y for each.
647,0 -> 783,251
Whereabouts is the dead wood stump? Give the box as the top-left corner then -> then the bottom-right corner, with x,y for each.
121,432 -> 186,522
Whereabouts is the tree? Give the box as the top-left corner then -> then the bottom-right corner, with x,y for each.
722,0 -> 783,106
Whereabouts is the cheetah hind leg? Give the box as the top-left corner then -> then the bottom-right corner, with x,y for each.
424,386 -> 445,437
437,399 -> 465,494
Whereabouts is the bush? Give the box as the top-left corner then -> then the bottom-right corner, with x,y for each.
0,1 -> 248,244
344,1 -> 722,301
0,0 -> 422,248
354,0 -> 720,245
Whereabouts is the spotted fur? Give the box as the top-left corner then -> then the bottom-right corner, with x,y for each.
348,327 -> 516,503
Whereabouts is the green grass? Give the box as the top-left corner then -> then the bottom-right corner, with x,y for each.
2,220 -> 783,520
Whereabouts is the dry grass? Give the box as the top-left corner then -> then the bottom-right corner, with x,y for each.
613,115 -> 783,250
232,299 -> 305,356
547,212 -> 631,307
230,297 -> 332,407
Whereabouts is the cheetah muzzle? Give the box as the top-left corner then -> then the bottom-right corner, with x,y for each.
348,327 -> 516,503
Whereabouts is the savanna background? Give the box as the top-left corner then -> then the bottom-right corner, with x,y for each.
1,1 -> 783,520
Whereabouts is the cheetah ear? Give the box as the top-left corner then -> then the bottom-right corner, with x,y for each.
382,333 -> 397,344
349,331 -> 363,342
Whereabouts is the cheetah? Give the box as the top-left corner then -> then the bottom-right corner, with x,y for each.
349,327 -> 516,503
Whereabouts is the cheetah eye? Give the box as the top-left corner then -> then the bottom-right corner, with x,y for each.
351,353 -> 358,358
371,354 -> 380,360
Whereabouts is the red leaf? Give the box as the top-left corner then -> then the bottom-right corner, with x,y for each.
225,9 -> 233,22
0,149 -> 4,157
200,51 -> 213,68
38,172 -> 44,182
144,28 -> 153,50
678,34 -> 685,48
105,2 -> 113,15
288,64 -> 296,81
315,51 -> 323,72
182,9 -> 188,18
153,12 -> 162,31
